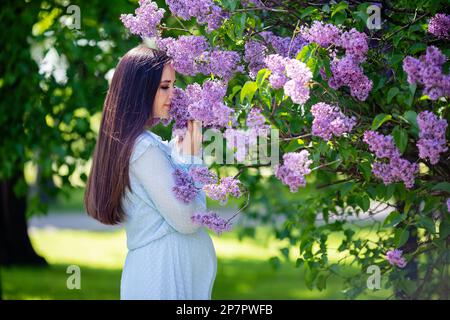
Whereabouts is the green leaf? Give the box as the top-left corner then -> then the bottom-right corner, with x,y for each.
383,211 -> 406,228
394,228 -> 410,247
392,126 -> 408,154
431,182 -> 450,193
371,114 -> 392,130
240,81 -> 257,104
300,7 -> 318,19
255,68 -> 270,88
228,85 -> 242,101
417,216 -> 436,234
387,87 -> 399,103
331,1 -> 349,18
358,161 -> 372,182
356,194 -> 370,212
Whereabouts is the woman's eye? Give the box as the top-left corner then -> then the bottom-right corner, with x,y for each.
161,86 -> 169,90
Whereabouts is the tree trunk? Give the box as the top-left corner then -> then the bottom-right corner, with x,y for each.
0,170 -> 47,266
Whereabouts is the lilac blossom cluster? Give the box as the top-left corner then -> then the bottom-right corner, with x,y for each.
447,198 -> 450,213
169,87 -> 191,136
203,176 -> 242,205
224,108 -> 270,162
300,22 -> 372,101
386,249 -> 407,268
260,31 -> 307,58
157,36 -> 242,80
172,168 -> 198,203
244,41 -> 268,79
185,80 -> 235,128
310,102 -> 356,141
416,111 -> 448,164
189,167 -> 218,185
244,31 -> 306,79
274,150 -> 312,192
403,46 -> 450,100
428,13 -> 450,39
300,21 -> 341,48
363,131 -> 419,189
120,0 -> 165,39
165,0 -> 228,32
264,54 -> 312,104
191,211 -> 232,235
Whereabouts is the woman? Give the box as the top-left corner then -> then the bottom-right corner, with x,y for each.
84,44 -> 217,300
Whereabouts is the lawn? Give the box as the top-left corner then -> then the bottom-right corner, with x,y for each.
2,227 -> 391,300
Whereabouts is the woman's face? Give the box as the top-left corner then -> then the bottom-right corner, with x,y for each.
152,63 -> 176,120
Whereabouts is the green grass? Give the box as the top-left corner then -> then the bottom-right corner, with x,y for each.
2,227 -> 391,300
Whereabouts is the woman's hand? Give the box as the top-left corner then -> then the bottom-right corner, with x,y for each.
176,120 -> 203,157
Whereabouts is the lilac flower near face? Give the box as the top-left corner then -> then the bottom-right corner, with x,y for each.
169,87 -> 191,130
157,36 -> 209,76
191,211 -> 232,235
120,0 -> 166,39
386,249 -> 407,268
184,80 -> 235,128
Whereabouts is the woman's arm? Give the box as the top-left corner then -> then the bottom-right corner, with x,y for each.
130,144 -> 205,234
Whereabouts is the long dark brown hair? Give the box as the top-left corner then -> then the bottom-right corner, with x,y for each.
84,44 -> 171,225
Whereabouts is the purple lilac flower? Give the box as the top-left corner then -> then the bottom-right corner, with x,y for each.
120,0 -> 165,39
244,41 -> 268,79
198,49 -> 243,81
185,80 -> 235,128
338,28 -> 368,63
372,157 -> 419,189
274,150 -> 312,192
447,198 -> 450,213
386,249 -> 407,268
191,210 -> 232,235
157,36 -> 209,76
264,54 -> 289,89
403,46 -> 450,100
417,111 -> 448,164
169,87 -> 191,132
363,130 -> 419,189
224,109 -> 270,162
246,108 -> 270,134
363,131 -> 401,159
310,102 -> 356,141
299,21 -> 341,47
428,13 -> 450,39
157,36 -> 242,80
203,176 -> 242,204
328,56 -> 373,101
260,31 -> 306,58
172,168 -> 198,203
165,0 -> 227,32
189,167 -> 218,185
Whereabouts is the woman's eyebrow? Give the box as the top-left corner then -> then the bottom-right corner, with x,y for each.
160,79 -> 176,83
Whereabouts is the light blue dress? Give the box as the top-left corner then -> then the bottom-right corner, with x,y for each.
120,130 -> 217,300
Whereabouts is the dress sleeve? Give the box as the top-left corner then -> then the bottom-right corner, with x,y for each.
130,139 -> 206,234
168,136 -> 205,172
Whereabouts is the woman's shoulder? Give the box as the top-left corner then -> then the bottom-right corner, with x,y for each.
130,130 -> 161,163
